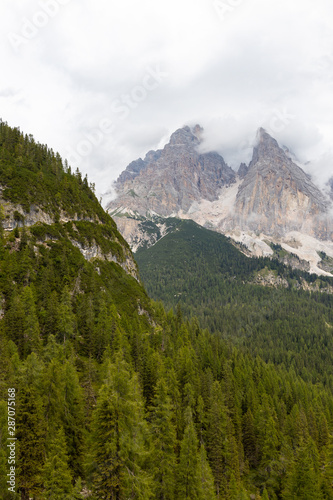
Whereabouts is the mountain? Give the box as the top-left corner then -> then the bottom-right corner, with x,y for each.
108,126 -> 333,275
232,128 -> 330,237
110,125 -> 235,217
3,120 -> 333,499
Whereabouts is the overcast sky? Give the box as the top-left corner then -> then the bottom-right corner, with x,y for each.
1,0 -> 333,201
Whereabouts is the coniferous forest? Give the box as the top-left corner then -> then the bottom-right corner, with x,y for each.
1,120 -> 333,499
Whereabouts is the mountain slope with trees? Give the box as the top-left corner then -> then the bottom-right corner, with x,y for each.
136,218 -> 333,390
1,121 -> 333,499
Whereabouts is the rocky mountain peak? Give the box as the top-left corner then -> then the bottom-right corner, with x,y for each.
169,125 -> 200,146
249,128 -> 285,169
234,128 -> 331,239
108,125 -> 235,218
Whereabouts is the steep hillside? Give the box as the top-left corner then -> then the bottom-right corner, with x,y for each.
0,120 -> 138,279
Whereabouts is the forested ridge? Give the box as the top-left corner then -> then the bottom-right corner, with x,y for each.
136,220 -> 333,390
1,121 -> 333,499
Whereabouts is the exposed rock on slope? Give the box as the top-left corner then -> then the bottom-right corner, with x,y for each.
0,163 -> 139,281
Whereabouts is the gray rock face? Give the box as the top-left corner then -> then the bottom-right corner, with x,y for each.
108,125 -> 236,217
238,163 -> 248,179
233,128 -> 332,239
70,239 -> 139,280
329,177 -> 333,200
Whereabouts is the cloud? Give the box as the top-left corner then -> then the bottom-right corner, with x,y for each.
1,0 -> 333,200
303,152 -> 333,195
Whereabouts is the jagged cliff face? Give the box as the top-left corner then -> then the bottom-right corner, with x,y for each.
108,125 -> 236,217
231,129 -> 332,239
108,125 -> 333,275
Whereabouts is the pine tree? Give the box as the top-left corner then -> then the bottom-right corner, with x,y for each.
177,407 -> 200,500
228,474 -> 240,500
88,355 -> 153,499
242,409 -> 257,467
0,401 -> 11,499
94,294 -> 114,359
150,378 -> 177,500
62,360 -> 85,478
197,443 -> 216,500
318,412 -> 329,449
4,292 -> 26,356
206,381 -> 228,497
21,286 -> 42,355
17,387 -> 45,500
321,435 -> 333,499
57,286 -> 76,343
282,438 -> 322,500
261,488 -> 270,500
43,427 -> 74,499
43,359 -> 65,431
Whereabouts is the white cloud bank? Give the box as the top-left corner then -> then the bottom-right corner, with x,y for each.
1,0 -> 333,199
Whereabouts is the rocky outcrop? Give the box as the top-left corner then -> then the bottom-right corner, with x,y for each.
108,125 -> 236,217
0,192 -> 99,231
251,270 -> 289,288
0,188 -> 139,280
1,199 -> 54,230
70,239 -> 139,280
114,216 -> 178,253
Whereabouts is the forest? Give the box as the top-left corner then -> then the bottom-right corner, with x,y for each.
1,120 -> 333,499
136,220 -> 333,390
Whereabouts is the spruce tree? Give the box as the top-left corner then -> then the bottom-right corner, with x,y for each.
150,378 -> 177,500
17,386 -> 45,500
43,427 -> 74,499
57,286 -> 76,344
206,381 -> 228,497
261,488 -> 270,500
21,286 -> 41,355
88,355 -> 153,499
283,438 -> 322,500
197,443 -> 216,500
177,407 -> 200,500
